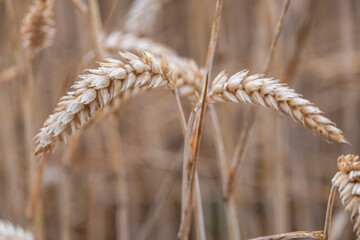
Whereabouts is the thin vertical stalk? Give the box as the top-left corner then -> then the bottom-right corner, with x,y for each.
193,172 -> 206,240
323,185 -> 336,240
106,116 -> 129,240
171,87 -> 206,240
224,0 -> 291,200
61,133 -> 82,240
209,105 -> 241,240
103,0 -> 118,35
178,0 -> 223,238
136,156 -> 182,240
88,0 -> 104,58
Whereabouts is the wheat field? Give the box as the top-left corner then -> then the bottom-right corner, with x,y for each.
0,0 -> 360,239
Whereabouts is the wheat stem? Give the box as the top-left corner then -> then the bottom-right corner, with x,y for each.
105,116 -> 129,240
178,0 -> 223,238
136,156 -> 182,240
323,184 -> 336,240
224,106 -> 256,200
60,133 -> 81,240
209,106 -> 241,240
172,84 -> 206,240
103,0 -> 118,35
225,0 -> 291,201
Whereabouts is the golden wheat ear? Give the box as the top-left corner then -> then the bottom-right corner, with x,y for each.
0,220 -> 34,240
21,0 -> 56,59
248,230 -> 323,240
332,154 -> 360,238
34,51 -> 190,156
84,39 -> 205,128
207,70 -> 348,144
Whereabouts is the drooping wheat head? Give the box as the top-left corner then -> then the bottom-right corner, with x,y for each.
332,154 -> 360,239
34,50 -> 202,156
104,32 -> 204,96
21,0 -> 56,59
87,54 -> 204,126
89,34 -> 205,126
0,220 -> 34,240
248,230 -> 323,240
207,70 -> 347,143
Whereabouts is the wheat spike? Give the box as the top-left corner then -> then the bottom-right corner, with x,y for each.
207,70 -> 347,143
21,0 -> 56,58
87,35 -> 205,126
248,230 -> 323,240
86,55 -> 204,127
332,154 -> 360,239
0,220 -> 34,240
34,50 -> 202,156
103,32 -> 203,96
86,47 -> 204,126
124,0 -> 167,36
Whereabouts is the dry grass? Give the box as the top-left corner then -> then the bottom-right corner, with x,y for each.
248,231 -> 323,240
1,0 -> 359,240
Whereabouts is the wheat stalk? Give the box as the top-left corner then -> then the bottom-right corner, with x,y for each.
248,230 -> 323,240
21,0 -> 56,59
34,50 -> 199,156
0,220 -> 34,240
124,0 -> 167,36
207,70 -> 347,143
332,154 -> 360,239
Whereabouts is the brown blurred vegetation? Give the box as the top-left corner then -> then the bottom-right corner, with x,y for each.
0,0 -> 359,239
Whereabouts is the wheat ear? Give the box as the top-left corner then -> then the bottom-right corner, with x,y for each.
332,154 -> 360,239
248,230 -> 323,240
21,0 -> 56,59
124,0 -> 167,36
207,70 -> 347,143
86,47 -> 205,126
104,32 -> 204,96
0,220 -> 34,240
34,51 -> 188,156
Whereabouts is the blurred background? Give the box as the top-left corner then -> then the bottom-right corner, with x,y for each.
0,0 -> 359,239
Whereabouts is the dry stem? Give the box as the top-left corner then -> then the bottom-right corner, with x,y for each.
323,185 -> 336,240
222,0 -> 291,199
209,106 -> 241,240
178,0 -> 223,238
